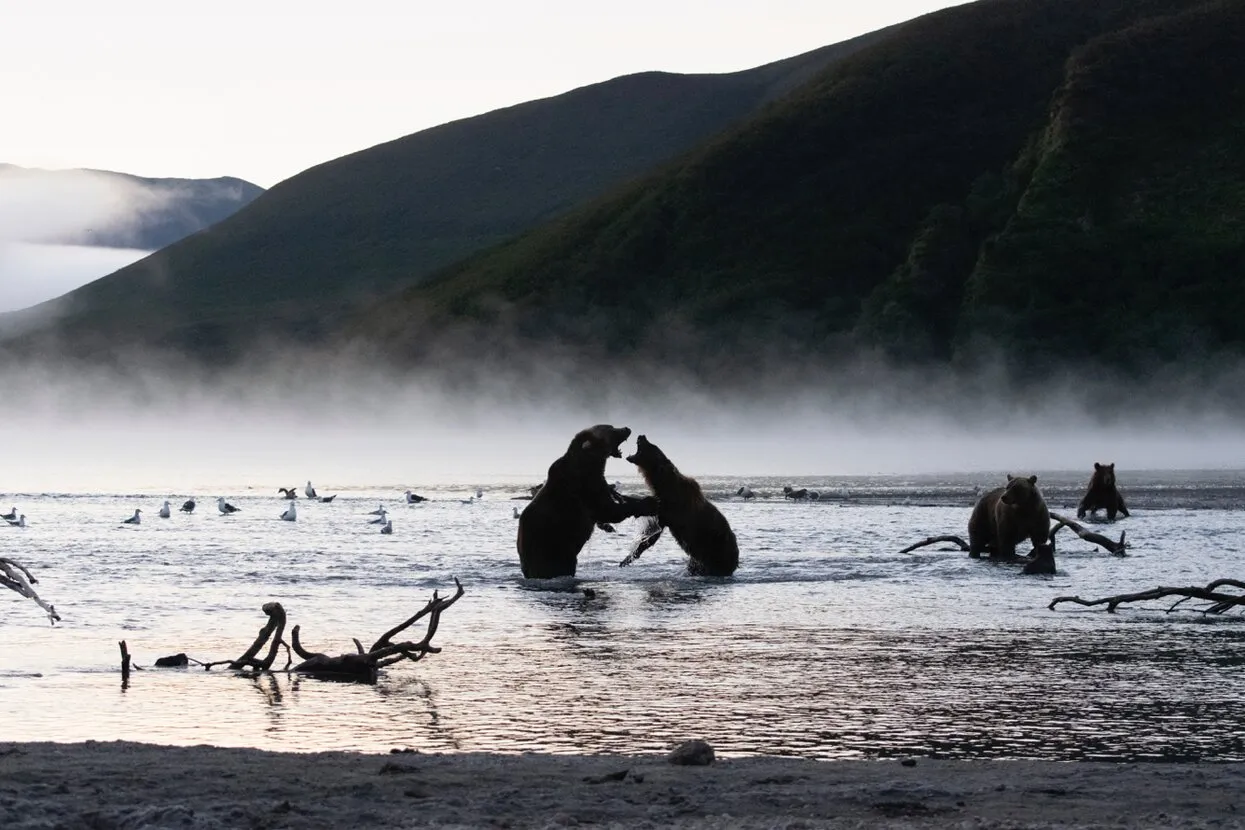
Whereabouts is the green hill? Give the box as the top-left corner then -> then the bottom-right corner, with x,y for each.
356,0 -> 1242,379
0,32 -> 887,359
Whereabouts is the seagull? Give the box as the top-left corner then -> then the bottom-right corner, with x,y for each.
319,494 -> 337,503
6,514 -> 26,528
278,487 -> 298,500
459,496 -> 476,505
513,506 -> 521,519
404,490 -> 426,504
369,508 -> 389,525
737,486 -> 756,501
1,507 -> 16,521
280,502 -> 297,522
217,497 -> 241,515
122,509 -> 142,525
305,480 -> 318,499
158,500 -> 172,519
380,519 -> 393,535
180,498 -> 196,514
475,488 -> 484,499
368,504 -> 387,516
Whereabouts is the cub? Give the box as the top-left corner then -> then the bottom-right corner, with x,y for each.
621,435 -> 739,576
517,425 -> 657,579
967,474 -> 1052,561
1077,462 -> 1130,520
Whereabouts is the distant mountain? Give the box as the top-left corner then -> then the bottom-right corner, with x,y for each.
0,164 -> 263,251
0,30 -> 891,359
350,0 -> 1243,379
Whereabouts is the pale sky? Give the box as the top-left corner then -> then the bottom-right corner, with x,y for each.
2,0 -> 968,188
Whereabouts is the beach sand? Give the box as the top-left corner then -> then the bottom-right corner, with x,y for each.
1,741 -> 1242,828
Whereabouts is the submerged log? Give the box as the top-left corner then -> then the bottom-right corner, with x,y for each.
899,535 -> 970,554
1049,579 -> 1245,613
1049,513 -> 1128,555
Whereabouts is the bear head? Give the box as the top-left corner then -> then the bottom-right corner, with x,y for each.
625,434 -> 670,472
1092,462 -> 1116,488
567,424 -> 632,460
1000,474 -> 1040,506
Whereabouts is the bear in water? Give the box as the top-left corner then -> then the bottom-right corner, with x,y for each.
1077,462 -> 1130,520
622,434 -> 739,576
517,425 -> 657,579
967,474 -> 1052,564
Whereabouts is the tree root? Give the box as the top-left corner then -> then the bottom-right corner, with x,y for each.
0,556 -> 59,623
1049,513 -> 1128,555
1049,579 -> 1245,613
126,579 -> 465,684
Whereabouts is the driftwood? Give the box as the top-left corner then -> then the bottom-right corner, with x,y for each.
0,556 -> 59,623
1049,579 -> 1245,614
128,579 -> 465,684
899,535 -> 970,554
1049,512 -> 1128,555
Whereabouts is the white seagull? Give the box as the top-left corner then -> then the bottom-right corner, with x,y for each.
475,488 -> 484,499
122,509 -> 142,525
158,500 -> 172,519
280,502 -> 297,522
305,480 -> 318,499
513,506 -> 521,519
369,508 -> 389,525
459,496 -> 475,505
1,507 -> 17,521
380,519 -> 393,534
217,497 -> 241,515
404,490 -> 426,504
6,514 -> 26,528
368,504 -> 387,516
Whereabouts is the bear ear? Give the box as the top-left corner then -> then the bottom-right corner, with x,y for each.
1006,474 -> 1014,482
1028,475 -> 1037,484
1094,462 -> 1102,470
1108,463 -> 1115,471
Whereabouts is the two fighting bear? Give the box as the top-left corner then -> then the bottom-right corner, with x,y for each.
516,425 -> 738,579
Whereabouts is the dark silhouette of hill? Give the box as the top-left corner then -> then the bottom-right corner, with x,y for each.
0,163 -> 262,250
0,29 -> 889,359
354,0 -> 1242,381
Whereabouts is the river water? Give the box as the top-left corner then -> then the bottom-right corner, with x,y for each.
2,470 -> 1244,761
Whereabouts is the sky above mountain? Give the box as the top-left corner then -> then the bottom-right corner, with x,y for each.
2,0 -> 967,187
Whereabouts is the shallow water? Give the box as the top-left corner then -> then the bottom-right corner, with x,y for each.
2,471 -> 1244,761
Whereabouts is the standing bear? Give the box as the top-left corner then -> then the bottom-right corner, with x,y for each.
517,424 -> 657,579
621,434 -> 739,576
968,474 -> 1053,573
1077,462 -> 1130,520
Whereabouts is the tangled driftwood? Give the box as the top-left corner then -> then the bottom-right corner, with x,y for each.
124,579 -> 464,684
1049,579 -> 1245,614
1049,513 -> 1128,555
0,556 -> 59,623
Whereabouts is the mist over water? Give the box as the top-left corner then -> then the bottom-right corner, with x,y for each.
0,242 -> 150,312
2,352 -> 1245,493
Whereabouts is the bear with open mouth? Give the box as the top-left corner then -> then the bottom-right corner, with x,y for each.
517,424 -> 658,579
620,434 -> 739,577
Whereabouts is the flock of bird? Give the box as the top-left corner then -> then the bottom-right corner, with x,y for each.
2,481 -> 493,536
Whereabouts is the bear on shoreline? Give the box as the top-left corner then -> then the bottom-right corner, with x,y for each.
1077,462 -> 1130,520
621,434 -> 739,577
517,425 -> 657,579
967,474 -> 1052,567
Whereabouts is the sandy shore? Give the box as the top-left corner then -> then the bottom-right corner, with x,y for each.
2,742 -> 1243,829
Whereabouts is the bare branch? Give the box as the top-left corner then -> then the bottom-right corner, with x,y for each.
1050,580 -> 1245,613
899,535 -> 970,554
1049,513 -> 1128,555
0,557 -> 60,623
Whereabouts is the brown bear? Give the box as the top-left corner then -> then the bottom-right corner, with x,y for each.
967,474 -> 1052,564
1077,462 -> 1130,520
517,425 -> 657,579
620,434 -> 739,577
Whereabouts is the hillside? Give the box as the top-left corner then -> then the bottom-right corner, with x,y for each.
0,31 -> 889,359
353,0 -> 1241,379
0,164 -> 262,250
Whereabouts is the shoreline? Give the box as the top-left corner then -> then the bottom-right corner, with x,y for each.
2,741 -> 1243,828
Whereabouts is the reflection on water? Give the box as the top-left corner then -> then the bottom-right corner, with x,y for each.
2,473 -> 1245,761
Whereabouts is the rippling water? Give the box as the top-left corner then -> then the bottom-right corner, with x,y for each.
2,471 -> 1244,761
